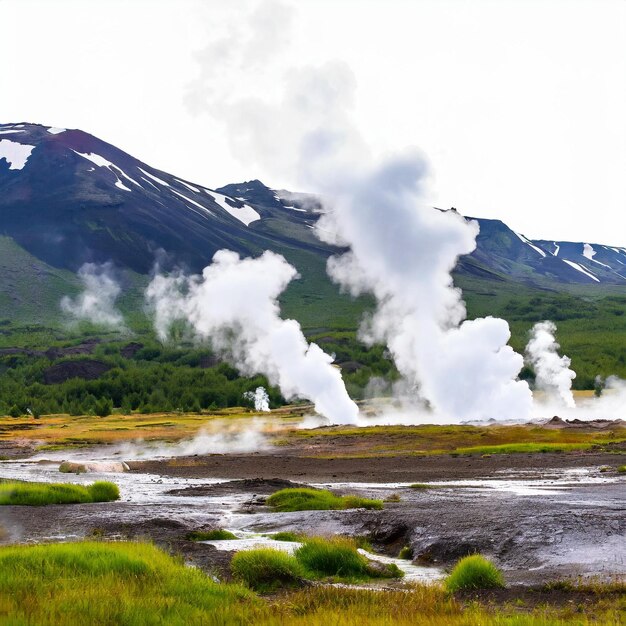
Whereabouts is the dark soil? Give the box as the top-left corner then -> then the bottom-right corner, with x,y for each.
130,449 -> 623,483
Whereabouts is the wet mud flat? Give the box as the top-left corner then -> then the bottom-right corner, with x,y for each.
1,448 -> 624,587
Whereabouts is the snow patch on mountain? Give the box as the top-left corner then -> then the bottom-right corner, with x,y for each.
583,243 -> 611,269
0,129 -> 27,135
0,140 -> 35,170
138,167 -> 170,187
73,150 -> 139,192
176,179 -> 201,193
47,127 -> 66,135
514,231 -> 546,257
205,190 -> 260,226
562,259 -> 600,282
553,242 -> 560,256
171,189 -> 214,217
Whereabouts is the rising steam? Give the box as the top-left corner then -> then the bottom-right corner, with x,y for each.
243,386 -> 271,412
316,157 -> 533,421
145,250 -> 359,424
525,321 -> 576,408
61,262 -> 125,328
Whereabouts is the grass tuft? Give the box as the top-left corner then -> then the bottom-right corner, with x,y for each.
266,488 -> 383,512
230,548 -> 305,592
186,529 -> 238,541
0,480 -> 119,506
398,545 -> 413,560
445,554 -> 505,592
270,531 -> 303,542
295,537 -> 401,580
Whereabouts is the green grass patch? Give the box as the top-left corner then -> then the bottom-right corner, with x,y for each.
270,531 -> 303,542
617,465 -> 626,473
453,442 -> 594,455
186,529 -> 238,541
231,548 -> 305,592
266,488 -> 383,512
0,480 -> 119,506
295,537 -> 402,581
398,545 -> 413,560
445,554 -> 505,592
0,541 -> 258,624
410,483 -> 438,489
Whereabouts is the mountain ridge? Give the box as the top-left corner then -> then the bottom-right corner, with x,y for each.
1,121 -> 625,324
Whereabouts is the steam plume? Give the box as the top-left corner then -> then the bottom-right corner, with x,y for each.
244,386 -> 270,412
316,158 -> 533,421
61,262 -> 125,328
145,250 -> 359,424
185,4 -> 533,422
525,321 -> 576,408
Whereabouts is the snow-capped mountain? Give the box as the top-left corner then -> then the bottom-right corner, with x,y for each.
0,122 -> 324,274
0,122 -> 624,289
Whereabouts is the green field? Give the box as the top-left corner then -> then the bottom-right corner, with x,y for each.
1,233 -> 625,416
0,541 -> 623,625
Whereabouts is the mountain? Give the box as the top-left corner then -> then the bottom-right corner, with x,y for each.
1,122 -> 625,327
0,122 -> 327,274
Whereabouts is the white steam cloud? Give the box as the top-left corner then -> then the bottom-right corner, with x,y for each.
243,386 -> 270,412
61,262 -> 125,328
187,14 -> 532,422
525,321 -> 576,408
184,2 -> 624,424
316,158 -> 533,421
145,249 -> 359,424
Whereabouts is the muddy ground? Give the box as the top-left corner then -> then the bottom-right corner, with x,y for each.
2,439 -> 624,587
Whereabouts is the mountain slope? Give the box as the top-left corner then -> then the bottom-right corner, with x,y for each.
0,123 -> 329,274
1,121 -> 625,331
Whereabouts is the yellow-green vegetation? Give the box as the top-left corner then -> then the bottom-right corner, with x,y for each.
267,488 -> 383,512
232,538 -> 401,591
617,465 -> 626,473
186,529 -> 238,541
445,554 -> 505,592
231,548 -> 306,592
270,584 -> 625,626
0,480 -> 119,506
0,541 -> 622,625
0,409 -> 302,451
270,531 -> 303,542
454,442 -> 594,455
398,545 -> 413,560
295,537 -> 402,580
289,423 -> 626,459
0,541 -> 258,625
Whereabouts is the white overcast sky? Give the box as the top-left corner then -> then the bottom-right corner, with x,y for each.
1,0 -> 625,245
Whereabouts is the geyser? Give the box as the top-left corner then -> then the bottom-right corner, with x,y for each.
525,321 -> 576,408
316,156 -> 534,421
145,249 -> 359,424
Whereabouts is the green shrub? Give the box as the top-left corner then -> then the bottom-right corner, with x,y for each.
398,545 -> 413,560
296,537 -> 370,578
0,480 -> 119,506
267,488 -> 383,512
271,531 -> 302,542
617,465 -> 626,473
187,529 -> 238,541
231,548 -> 305,592
445,554 -> 505,592
294,537 -> 400,580
88,481 -> 120,502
